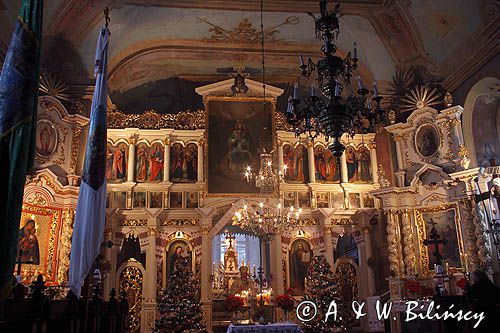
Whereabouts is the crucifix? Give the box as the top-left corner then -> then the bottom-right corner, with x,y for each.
423,219 -> 448,266
226,233 -> 236,249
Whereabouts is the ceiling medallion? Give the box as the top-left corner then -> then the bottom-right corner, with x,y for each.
283,0 -> 385,157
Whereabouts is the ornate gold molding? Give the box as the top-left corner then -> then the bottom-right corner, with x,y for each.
331,218 -> 352,225
161,219 -> 199,226
108,109 -> 205,130
400,209 -> 417,275
386,210 -> 403,277
119,219 -> 148,227
57,210 -> 74,283
69,126 -> 82,174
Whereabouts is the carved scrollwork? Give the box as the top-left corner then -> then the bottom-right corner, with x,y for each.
107,109 -> 205,130
119,265 -> 143,333
161,219 -> 199,226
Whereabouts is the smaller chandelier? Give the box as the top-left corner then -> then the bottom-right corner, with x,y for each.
245,150 -> 284,194
234,201 -> 303,236
284,0 -> 385,157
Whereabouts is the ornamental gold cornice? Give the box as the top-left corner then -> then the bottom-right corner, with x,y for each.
108,109 -> 205,130
119,219 -> 148,226
161,219 -> 199,226
331,218 -> 352,225
297,218 -> 317,226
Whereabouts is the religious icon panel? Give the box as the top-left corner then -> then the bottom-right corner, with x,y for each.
186,192 -> 199,208
149,192 -> 163,208
414,124 -> 440,158
207,99 -> 273,193
106,142 -> 128,182
169,192 -> 183,208
166,240 -> 193,284
422,209 -> 462,270
35,119 -> 58,157
170,143 -> 197,183
314,145 -> 340,183
283,144 -> 309,183
289,239 -> 312,295
136,142 -> 164,182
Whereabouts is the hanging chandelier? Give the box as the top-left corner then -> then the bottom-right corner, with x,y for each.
284,0 -> 385,157
244,150 -> 284,194
233,201 -> 303,236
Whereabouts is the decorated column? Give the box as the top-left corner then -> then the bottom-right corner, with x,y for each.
142,224 -> 158,332
307,141 -> 316,183
271,233 -> 284,318
400,209 -> 417,276
200,220 -> 212,331
340,151 -> 348,183
197,137 -> 204,183
163,137 -> 170,182
362,226 -> 376,296
323,226 -> 334,268
369,142 -> 378,184
127,134 -> 137,182
386,210 -> 403,277
393,135 -> 405,187
277,139 -> 284,178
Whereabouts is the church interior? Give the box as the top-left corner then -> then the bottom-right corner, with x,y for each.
0,0 -> 499,332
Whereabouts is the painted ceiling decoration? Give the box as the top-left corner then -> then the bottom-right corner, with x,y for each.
0,0 -> 497,111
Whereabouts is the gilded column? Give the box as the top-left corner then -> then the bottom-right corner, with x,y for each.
386,210 -> 403,277
197,137 -> 204,183
127,134 -> 137,182
473,202 -> 492,270
340,150 -> 348,183
163,138 -> 170,182
401,209 -> 417,276
57,209 -> 74,284
459,198 -> 481,271
307,141 -> 316,183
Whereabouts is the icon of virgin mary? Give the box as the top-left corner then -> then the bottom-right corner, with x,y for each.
18,219 -> 40,264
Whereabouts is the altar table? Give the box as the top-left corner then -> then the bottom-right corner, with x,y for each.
227,322 -> 302,333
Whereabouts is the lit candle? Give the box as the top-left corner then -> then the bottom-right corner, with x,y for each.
293,82 -> 299,99
299,52 -> 305,67
353,42 -> 358,59
373,81 -> 379,97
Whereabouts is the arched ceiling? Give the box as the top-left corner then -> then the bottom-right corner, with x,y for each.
0,0 -> 498,110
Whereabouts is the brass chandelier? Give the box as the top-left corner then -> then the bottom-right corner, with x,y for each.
285,0 -> 385,157
234,201 -> 303,236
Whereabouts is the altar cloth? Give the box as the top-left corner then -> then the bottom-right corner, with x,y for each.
227,322 -> 302,333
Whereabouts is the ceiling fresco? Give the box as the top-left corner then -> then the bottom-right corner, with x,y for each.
0,0 -> 498,111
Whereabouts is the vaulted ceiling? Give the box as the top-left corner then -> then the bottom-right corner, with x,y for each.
0,0 -> 498,111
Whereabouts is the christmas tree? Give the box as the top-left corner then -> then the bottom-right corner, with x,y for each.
301,255 -> 348,333
153,258 -> 207,333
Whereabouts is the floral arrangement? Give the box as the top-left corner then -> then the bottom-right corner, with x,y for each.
406,280 -> 420,294
224,295 -> 245,313
276,293 -> 295,312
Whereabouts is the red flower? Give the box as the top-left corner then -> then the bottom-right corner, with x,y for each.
276,294 -> 295,312
456,277 -> 467,289
224,295 -> 245,313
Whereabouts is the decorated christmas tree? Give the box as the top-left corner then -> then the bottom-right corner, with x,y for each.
301,255 -> 348,333
153,258 -> 207,333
